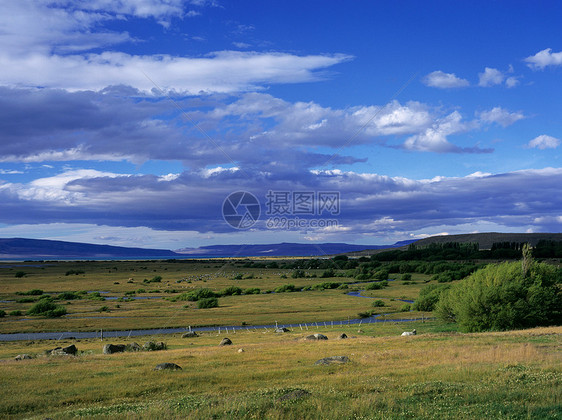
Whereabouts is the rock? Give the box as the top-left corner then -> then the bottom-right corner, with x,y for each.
305,333 -> 328,340
219,337 -> 232,346
182,331 -> 199,338
103,344 -> 126,354
314,356 -> 350,366
401,329 -> 416,336
238,348 -> 245,353
15,354 -> 32,360
275,327 -> 290,333
278,389 -> 310,402
338,333 -> 348,339
143,341 -> 167,351
154,362 -> 182,371
125,342 -> 141,352
47,345 -> 78,356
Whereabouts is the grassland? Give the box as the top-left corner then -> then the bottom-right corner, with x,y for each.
0,259 -> 560,419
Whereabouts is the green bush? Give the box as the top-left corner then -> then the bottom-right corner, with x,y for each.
16,289 -> 43,296
27,300 -> 67,317
274,284 -> 298,293
401,273 -> 412,281
436,260 -> 562,332
175,288 -> 217,302
221,286 -> 243,296
56,291 -> 82,300
413,284 -> 451,312
17,297 -> 38,303
291,269 -> 306,279
197,297 -> 218,309
65,269 -> 85,276
0,310 -> 5,318
15,271 -> 26,278
98,306 -> 110,312
143,275 -> 162,283
400,304 -> 411,312
9,310 -> 22,316
372,300 -> 385,307
244,287 -> 261,295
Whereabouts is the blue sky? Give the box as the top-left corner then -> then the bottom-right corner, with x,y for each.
0,0 -> 561,250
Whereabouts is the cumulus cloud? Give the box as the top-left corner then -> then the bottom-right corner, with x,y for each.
422,71 -> 469,88
525,48 -> 562,70
478,107 -> 525,127
527,135 -> 561,150
478,67 -> 505,87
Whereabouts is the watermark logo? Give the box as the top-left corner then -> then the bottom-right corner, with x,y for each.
222,191 -> 261,229
222,190 -> 340,230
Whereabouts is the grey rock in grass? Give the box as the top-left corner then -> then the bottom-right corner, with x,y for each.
143,341 -> 167,351
305,333 -> 328,340
401,329 -> 416,336
314,356 -> 350,366
219,337 -> 232,346
278,388 -> 310,401
47,344 -> 77,356
125,342 -> 142,352
182,331 -> 198,338
338,333 -> 348,339
154,362 -> 182,371
103,344 -> 126,354
275,327 -> 290,333
15,354 -> 32,360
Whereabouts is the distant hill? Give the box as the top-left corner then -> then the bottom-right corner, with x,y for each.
348,232 -> 562,256
0,238 -> 180,259
175,241 -> 415,257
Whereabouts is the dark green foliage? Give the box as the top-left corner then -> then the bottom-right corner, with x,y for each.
175,288 -> 217,302
243,287 -> 261,295
233,274 -> 243,280
413,284 -> 451,312
365,280 -> 388,290
400,304 -> 411,312
56,291 -> 82,300
0,310 -> 5,317
15,271 -> 26,278
320,268 -> 335,278
27,299 -> 67,317
65,269 -> 85,276
197,297 -> 219,309
358,310 -> 373,318
312,281 -> 341,290
436,261 -> 562,332
17,297 -> 38,303
401,273 -> 412,281
372,300 -> 385,307
9,310 -> 22,316
98,306 -> 110,312
221,286 -> 243,296
87,292 -> 106,301
16,289 -> 43,296
274,284 -> 298,293
143,275 -> 162,283
291,269 -> 306,278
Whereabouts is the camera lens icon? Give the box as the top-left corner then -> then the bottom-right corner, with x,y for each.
222,191 -> 261,229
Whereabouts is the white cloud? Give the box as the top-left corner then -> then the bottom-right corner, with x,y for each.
478,107 -> 525,127
505,76 -> 520,88
527,135 -> 561,150
525,48 -> 562,70
422,71 -> 469,88
478,67 -> 504,87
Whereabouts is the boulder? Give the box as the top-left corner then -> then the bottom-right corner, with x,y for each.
237,348 -> 245,353
182,331 -> 199,338
314,356 -> 350,366
125,342 -> 142,352
305,333 -> 328,340
143,341 -> 167,351
401,329 -> 417,336
338,333 -> 348,339
47,345 -> 77,356
274,327 -> 290,333
103,344 -> 126,354
154,362 -> 182,371
219,337 -> 232,346
15,354 -> 32,361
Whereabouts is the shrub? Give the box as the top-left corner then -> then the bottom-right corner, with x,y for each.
0,310 -> 5,318
221,286 -> 243,296
197,297 -> 218,309
136,288 -> 146,294
143,275 -> 162,283
175,288 -> 217,302
27,300 -> 67,317
244,287 -> 261,295
17,297 -> 38,303
372,300 -> 385,307
413,284 -> 450,312
358,311 -> 373,318
56,291 -> 82,300
401,273 -> 412,281
312,281 -> 341,290
337,283 -> 349,290
400,304 -> 411,312
65,269 -> 85,276
274,284 -> 298,293
9,310 -> 22,316
16,289 -> 43,296
291,269 -> 306,279
87,292 -> 106,301
98,306 -> 110,312
15,271 -> 26,278
436,260 -> 562,332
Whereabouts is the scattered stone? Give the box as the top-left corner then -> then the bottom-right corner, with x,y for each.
275,327 -> 290,333
47,345 -> 78,356
314,356 -> 350,366
305,333 -> 328,340
103,344 -> 126,354
143,341 -> 167,351
338,333 -> 348,339
125,342 -> 141,352
357,329 -> 364,333
154,362 -> 182,371
238,348 -> 245,353
278,388 -> 311,402
219,337 -> 232,346
401,329 -> 416,336
15,354 -> 32,360
182,331 -> 198,338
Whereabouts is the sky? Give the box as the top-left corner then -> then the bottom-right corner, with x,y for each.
0,0 -> 561,251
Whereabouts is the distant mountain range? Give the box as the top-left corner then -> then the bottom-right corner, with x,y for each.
0,237 -> 412,259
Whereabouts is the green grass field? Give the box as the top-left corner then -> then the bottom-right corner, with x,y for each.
0,260 -> 560,419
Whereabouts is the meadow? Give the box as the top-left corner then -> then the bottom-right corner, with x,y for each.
0,259 -> 560,419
